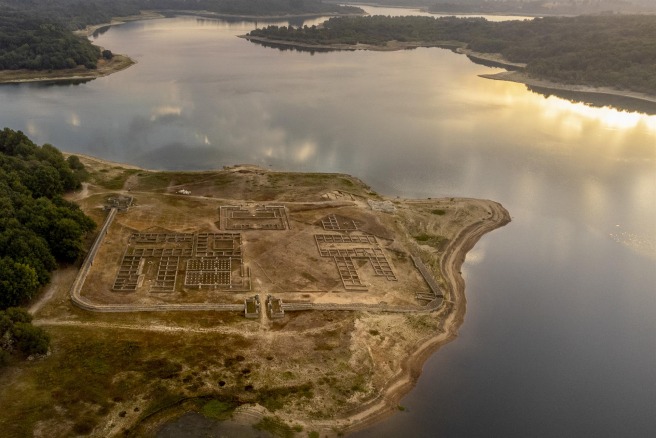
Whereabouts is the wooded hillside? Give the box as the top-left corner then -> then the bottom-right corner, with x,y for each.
0,128 -> 95,309
0,13 -> 101,70
248,15 -> 656,94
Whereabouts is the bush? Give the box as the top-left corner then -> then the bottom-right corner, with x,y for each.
200,399 -> 236,420
5,307 -> 32,324
0,349 -> 10,367
11,322 -> 50,356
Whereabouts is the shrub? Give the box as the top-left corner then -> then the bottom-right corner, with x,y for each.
11,322 -> 50,356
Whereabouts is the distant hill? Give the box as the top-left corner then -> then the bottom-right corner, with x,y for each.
428,0 -> 656,15
0,0 -> 364,30
339,0 -> 656,15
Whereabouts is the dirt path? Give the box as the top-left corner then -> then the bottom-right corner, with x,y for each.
29,270 -> 67,316
34,318 -> 348,338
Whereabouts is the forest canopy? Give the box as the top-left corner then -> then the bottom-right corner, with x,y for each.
248,14 -> 656,95
0,13 -> 101,70
0,128 -> 95,309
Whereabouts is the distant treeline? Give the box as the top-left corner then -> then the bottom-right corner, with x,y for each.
0,0 -> 364,30
248,15 -> 656,94
429,0 -> 654,15
0,128 -> 95,309
0,13 -> 101,70
331,0 -> 655,14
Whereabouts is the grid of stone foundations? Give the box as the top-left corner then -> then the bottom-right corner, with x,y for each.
112,232 -> 249,293
314,230 -> 398,291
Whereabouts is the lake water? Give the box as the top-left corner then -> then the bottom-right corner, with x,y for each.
1,5 -> 655,437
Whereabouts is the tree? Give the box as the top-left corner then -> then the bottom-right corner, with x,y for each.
4,306 -> 32,324
11,322 -> 50,356
0,227 -> 57,285
0,258 -> 39,308
49,217 -> 84,261
0,307 -> 50,365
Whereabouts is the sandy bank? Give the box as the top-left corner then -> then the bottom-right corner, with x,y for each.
458,48 -> 526,69
0,54 -> 134,85
240,34 -> 464,51
481,70 -> 656,104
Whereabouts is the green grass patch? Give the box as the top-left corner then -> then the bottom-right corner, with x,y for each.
257,383 -> 314,412
200,399 -> 237,420
139,386 -> 186,419
413,233 -> 449,250
254,416 -> 295,438
92,168 -> 139,190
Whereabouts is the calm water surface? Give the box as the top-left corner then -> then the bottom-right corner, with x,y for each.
1,6 -> 654,437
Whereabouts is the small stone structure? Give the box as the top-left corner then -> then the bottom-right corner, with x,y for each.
266,295 -> 285,319
104,195 -> 133,211
219,205 -> 290,230
244,295 -> 260,319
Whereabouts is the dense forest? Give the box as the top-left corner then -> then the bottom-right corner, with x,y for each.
248,15 -> 656,94
0,13 -> 101,70
0,128 -> 95,310
0,0 -> 363,30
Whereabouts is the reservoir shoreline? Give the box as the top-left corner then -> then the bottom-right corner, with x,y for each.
0,54 -> 135,85
241,35 -> 656,106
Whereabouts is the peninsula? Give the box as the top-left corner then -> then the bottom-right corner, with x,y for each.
0,148 -> 509,437
244,14 -> 656,104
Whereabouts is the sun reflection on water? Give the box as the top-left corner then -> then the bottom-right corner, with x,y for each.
542,98 -> 656,132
